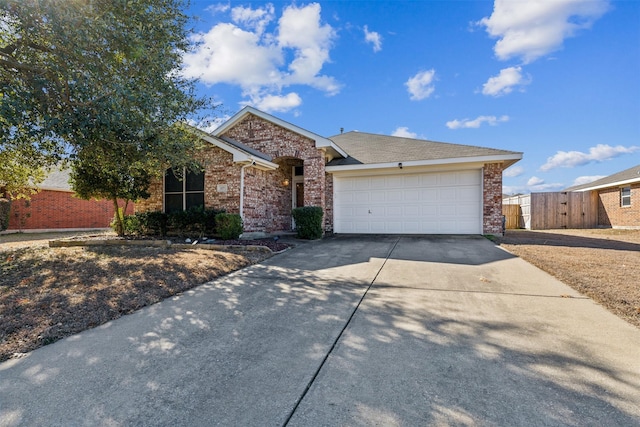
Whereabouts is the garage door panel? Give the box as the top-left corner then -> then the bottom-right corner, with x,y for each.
354,192 -> 370,203
420,188 -> 438,200
421,174 -> 438,186
334,169 -> 482,234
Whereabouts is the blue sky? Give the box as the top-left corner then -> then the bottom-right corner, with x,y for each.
181,0 -> 639,194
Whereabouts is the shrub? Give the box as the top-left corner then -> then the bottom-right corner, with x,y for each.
0,198 -> 10,231
122,214 -> 141,235
215,213 -> 243,240
292,206 -> 323,240
139,211 -> 169,236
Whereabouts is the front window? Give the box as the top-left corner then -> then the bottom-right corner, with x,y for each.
621,186 -> 631,207
164,168 -> 205,213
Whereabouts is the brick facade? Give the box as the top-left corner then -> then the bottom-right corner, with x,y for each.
597,183 -> 640,228
137,113 -> 329,233
136,144 -> 243,215
137,112 -> 510,236
483,163 -> 504,235
220,113 -> 328,232
7,190 -> 133,231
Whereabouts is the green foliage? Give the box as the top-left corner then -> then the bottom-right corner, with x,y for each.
1,0 -> 212,221
122,208 -> 226,238
292,206 -> 324,240
0,150 -> 45,199
0,198 -> 11,231
136,211 -> 169,237
215,213 -> 243,240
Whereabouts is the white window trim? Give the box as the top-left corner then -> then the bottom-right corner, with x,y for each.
621,186 -> 631,208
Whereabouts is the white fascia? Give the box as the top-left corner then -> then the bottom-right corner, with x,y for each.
573,177 -> 640,192
326,153 -> 523,174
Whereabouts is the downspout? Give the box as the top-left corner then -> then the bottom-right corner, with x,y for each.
239,160 -> 256,221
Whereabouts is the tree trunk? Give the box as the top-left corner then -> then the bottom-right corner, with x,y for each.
112,198 -> 124,236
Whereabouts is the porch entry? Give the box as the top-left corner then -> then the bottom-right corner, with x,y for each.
291,165 -> 304,229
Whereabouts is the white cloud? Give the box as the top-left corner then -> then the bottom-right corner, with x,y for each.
206,3 -> 230,14
503,165 -> 524,178
231,4 -> 275,36
572,175 -> 606,186
446,115 -> 509,129
540,144 -> 640,171
391,127 -> 417,138
505,176 -> 564,193
482,66 -> 530,97
405,69 -> 436,101
527,176 -> 565,191
182,3 -> 338,113
527,176 -> 544,186
247,92 -> 302,113
364,25 -> 382,52
478,0 -> 609,64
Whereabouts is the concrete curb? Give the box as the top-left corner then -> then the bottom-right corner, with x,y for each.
48,239 -> 278,253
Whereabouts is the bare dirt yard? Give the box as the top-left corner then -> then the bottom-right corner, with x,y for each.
495,229 -> 640,329
0,232 -> 277,362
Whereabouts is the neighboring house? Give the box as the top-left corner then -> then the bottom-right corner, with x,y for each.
5,168 -> 133,232
136,106 -> 522,235
565,164 -> 640,229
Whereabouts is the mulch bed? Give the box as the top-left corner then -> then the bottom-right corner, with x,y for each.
0,243 -> 275,362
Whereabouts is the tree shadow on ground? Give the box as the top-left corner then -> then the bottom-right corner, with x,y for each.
1,236 -> 638,426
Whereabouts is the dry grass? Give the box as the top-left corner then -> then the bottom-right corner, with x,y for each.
496,229 -> 640,329
0,242 -> 271,362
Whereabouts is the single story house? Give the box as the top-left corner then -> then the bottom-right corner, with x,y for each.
3,168 -> 133,232
136,106 -> 523,235
565,163 -> 640,229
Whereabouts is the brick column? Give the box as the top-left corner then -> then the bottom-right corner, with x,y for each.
483,163 -> 504,235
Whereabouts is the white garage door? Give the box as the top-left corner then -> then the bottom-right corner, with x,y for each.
334,169 -> 482,234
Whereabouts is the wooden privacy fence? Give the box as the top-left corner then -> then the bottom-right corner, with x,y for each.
503,204 -> 522,229
503,191 -> 597,230
503,194 -> 531,229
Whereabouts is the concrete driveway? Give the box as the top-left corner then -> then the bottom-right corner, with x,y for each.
1,236 -> 639,426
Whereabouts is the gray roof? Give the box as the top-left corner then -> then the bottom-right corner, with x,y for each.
327,131 -> 521,166
39,167 -> 72,191
566,163 -> 640,191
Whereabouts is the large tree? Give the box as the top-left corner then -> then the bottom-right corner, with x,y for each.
1,0 -> 210,232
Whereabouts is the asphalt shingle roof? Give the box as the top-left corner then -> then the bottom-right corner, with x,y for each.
565,163 -> 640,191
327,131 -> 521,166
39,167 -> 72,191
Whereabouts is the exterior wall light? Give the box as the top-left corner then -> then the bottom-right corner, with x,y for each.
282,178 -> 290,187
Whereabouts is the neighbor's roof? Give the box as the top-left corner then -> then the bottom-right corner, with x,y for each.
566,163 -> 640,192
38,167 -> 72,192
327,131 -> 522,169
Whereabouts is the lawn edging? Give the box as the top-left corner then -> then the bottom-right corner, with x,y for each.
49,239 -> 279,253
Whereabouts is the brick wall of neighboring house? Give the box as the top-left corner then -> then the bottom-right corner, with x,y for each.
597,183 -> 640,228
483,163 -> 504,235
220,113 -> 329,231
7,190 -> 133,231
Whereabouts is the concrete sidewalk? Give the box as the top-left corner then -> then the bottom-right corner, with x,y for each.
1,236 -> 639,426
